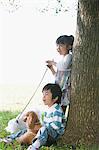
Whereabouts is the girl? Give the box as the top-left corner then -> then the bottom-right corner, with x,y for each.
46,35 -> 74,113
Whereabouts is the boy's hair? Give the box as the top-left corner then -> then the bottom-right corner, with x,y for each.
56,35 -> 74,47
42,83 -> 62,104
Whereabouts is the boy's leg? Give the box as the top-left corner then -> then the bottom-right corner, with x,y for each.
33,126 -> 48,147
27,126 -> 48,149
17,131 -> 36,145
0,129 -> 27,144
1,129 -> 26,144
28,126 -> 58,149
44,126 -> 58,146
7,129 -> 27,140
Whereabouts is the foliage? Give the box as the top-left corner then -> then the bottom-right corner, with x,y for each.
0,0 -> 21,13
0,0 -> 77,15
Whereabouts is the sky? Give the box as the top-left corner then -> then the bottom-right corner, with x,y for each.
0,0 -> 77,85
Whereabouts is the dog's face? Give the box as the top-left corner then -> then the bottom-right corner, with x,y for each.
23,111 -> 39,129
17,111 -> 41,145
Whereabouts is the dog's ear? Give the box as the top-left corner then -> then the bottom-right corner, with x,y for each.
35,114 -> 39,123
31,112 -> 39,123
33,112 -> 39,123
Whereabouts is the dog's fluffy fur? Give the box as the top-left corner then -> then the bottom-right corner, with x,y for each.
17,111 -> 42,145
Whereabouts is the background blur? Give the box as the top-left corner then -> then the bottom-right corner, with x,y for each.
0,0 -> 77,111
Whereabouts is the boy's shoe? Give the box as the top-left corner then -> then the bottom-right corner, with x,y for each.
27,145 -> 39,150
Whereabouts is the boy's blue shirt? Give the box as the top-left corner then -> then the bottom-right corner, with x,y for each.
42,103 -> 65,135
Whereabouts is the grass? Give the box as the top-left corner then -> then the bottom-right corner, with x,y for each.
0,111 -> 19,137
0,111 -> 98,150
0,111 -> 71,150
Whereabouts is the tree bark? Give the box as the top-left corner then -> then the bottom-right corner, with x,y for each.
60,0 -> 99,146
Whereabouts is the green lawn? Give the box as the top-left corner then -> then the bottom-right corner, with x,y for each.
0,111 -> 97,150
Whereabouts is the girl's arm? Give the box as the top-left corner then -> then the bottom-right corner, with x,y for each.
56,54 -> 72,70
46,60 -> 57,75
47,65 -> 56,75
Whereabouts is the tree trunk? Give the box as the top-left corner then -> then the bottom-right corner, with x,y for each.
60,0 -> 99,146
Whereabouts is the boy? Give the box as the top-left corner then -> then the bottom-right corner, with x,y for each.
27,83 -> 65,150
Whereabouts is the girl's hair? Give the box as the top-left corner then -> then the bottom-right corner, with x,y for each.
56,35 -> 74,50
42,83 -> 62,104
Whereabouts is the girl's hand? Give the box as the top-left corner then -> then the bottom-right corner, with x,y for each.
46,60 -> 53,69
46,60 -> 56,66
46,60 -> 56,75
46,60 -> 53,65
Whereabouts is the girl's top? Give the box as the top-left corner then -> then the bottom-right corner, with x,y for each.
42,103 -> 65,136
55,54 -> 72,106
